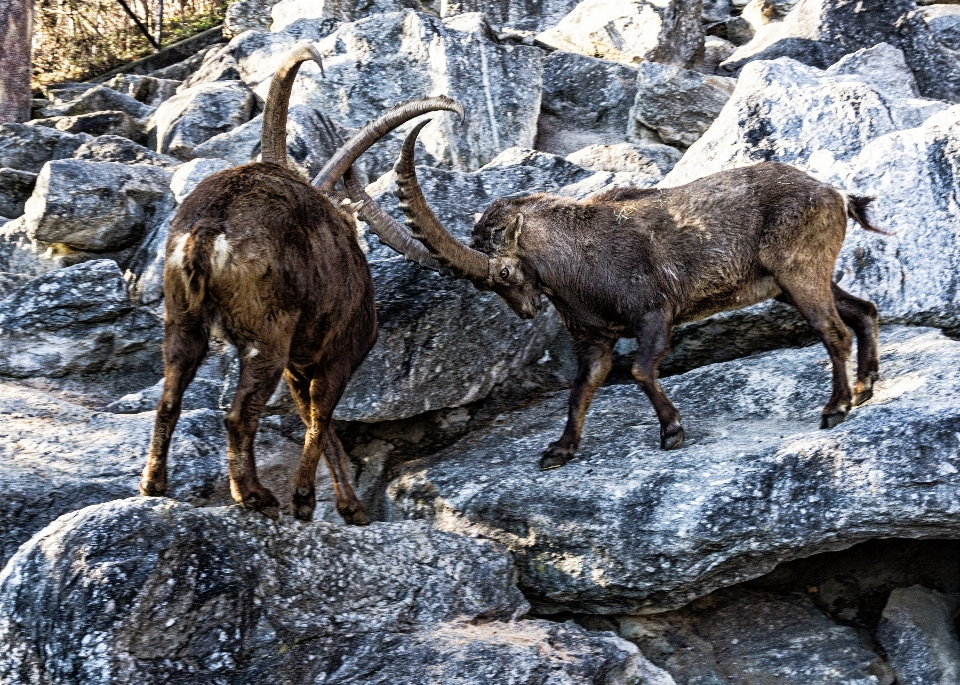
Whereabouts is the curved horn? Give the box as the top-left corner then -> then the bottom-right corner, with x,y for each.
312,95 -> 465,192
261,42 -> 324,167
342,167 -> 441,272
395,120 -> 490,282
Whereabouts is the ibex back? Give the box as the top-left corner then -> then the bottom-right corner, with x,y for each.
349,120 -> 886,470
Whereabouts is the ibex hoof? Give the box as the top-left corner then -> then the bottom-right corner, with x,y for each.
820,411 -> 847,429
139,479 -> 167,497
540,444 -> 575,471
240,488 -> 280,519
660,426 -> 685,450
852,387 -> 873,407
292,487 -> 316,522
340,505 -> 370,526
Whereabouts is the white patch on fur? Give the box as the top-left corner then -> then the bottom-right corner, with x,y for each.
212,234 -> 230,272
247,347 -> 259,359
167,233 -> 189,270
838,190 -> 849,216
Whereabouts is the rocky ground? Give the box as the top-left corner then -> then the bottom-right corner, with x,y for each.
3,0 -> 960,682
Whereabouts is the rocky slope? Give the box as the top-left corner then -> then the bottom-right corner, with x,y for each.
4,0 -> 960,682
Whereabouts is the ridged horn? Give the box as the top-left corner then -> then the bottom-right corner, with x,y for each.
342,167 -> 441,271
312,95 -> 465,192
261,42 -> 324,167
395,120 -> 490,282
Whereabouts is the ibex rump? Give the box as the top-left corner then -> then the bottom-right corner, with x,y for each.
348,119 -> 885,470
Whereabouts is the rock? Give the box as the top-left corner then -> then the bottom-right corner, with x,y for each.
621,588 -> 889,684
0,219 -> 68,277
224,0 -> 276,36
703,0 -> 732,24
440,0 -> 580,33
631,61 -> 737,148
0,497 -> 647,684
696,35 -> 738,74
102,375 -> 223,414
148,43 -> 224,81
177,44 -> 243,91
825,41 -> 922,99
43,82 -> 98,104
384,326 -> 960,614
663,54 -> 948,188
876,585 -> 960,684
536,0 -> 705,68
716,15 -> 756,45
927,10 -> 960,51
719,0 -> 960,104
22,159 -> 172,252
271,0 -> 429,30
565,143 -> 681,184
191,105 -> 350,181
0,273 -> 31,299
150,80 -> 255,159
0,260 -> 163,382
230,10 -> 542,174
72,135 -> 180,168
536,51 -> 639,157
334,149 -> 595,421
0,123 -> 90,173
104,74 -> 182,108
0,169 -> 37,218
30,111 -> 144,142
169,158 -> 235,204
36,84 -> 154,121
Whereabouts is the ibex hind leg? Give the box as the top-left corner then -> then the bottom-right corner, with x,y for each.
777,279 -> 854,429
224,344 -> 286,518
630,311 -> 684,450
141,319 -> 208,497
832,283 -> 879,406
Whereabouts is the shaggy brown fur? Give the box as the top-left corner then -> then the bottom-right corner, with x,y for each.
368,124 -> 886,470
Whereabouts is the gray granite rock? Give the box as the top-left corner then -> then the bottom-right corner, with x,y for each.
22,159 -> 172,252
0,124 -> 91,174
36,85 -> 154,121
621,588 -> 890,684
224,0 -> 276,36
697,35 -> 738,75
0,260 -> 163,381
229,10 -> 542,174
0,168 -> 36,218
150,80 -> 256,159
536,51 -> 639,157
385,326 -> 960,614
0,497 -> 648,685
720,0 -> 960,104
876,585 -> 960,684
440,0 -> 579,33
271,0 -> 430,30
72,135 -> 180,168
536,0 -> 705,68
631,61 -> 736,148
103,74 -> 182,108
565,143 -> 681,183
30,111 -> 145,141
703,0 -> 732,24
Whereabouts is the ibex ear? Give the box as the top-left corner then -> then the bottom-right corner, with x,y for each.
495,214 -> 523,250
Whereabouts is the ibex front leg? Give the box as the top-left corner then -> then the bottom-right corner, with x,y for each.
631,311 -> 683,450
540,332 -> 615,470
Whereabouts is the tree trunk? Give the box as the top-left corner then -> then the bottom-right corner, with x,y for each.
0,0 -> 35,123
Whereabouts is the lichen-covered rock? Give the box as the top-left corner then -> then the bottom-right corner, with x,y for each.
720,0 -> 960,104
104,74 -> 182,108
536,0 -> 705,68
0,168 -> 37,218
30,111 -> 144,141
621,588 -> 889,684
0,260 -> 163,382
228,10 -> 542,174
385,326 -> 960,614
630,61 -> 736,148
36,85 -> 154,121
72,135 -> 180,168
441,0 -> 580,33
150,80 -> 255,159
0,124 -> 90,174
876,585 -> 960,684
536,51 -> 639,156
0,497 -> 647,685
22,159 -> 172,252
224,0 -> 276,36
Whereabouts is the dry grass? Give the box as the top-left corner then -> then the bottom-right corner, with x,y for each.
32,0 -> 232,87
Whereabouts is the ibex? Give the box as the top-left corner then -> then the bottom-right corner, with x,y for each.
348,119 -> 886,470
139,42 -> 464,521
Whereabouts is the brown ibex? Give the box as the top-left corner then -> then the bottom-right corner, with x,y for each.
139,43 -> 464,520
347,120 -> 886,470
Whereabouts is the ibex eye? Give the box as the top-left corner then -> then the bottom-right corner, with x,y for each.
500,267 -> 510,280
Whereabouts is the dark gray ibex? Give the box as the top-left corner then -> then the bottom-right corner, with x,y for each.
347,119 -> 886,470
140,42 -> 463,520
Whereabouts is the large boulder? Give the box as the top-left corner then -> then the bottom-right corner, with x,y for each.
536,0 -> 705,68
22,159 -> 172,252
663,50 -> 948,188
566,143 -> 682,180
384,326 -> 960,613
719,0 -> 960,103
224,0 -> 276,36
536,51 -> 639,156
228,10 -> 543,175
630,61 -> 736,148
335,149 -> 594,421
876,585 -> 960,683
0,260 -> 163,382
30,111 -> 145,142
150,80 -> 256,159
0,124 -> 90,173
0,497 -> 650,685
103,74 -> 182,109
35,84 -> 154,121
71,135 -> 180,168
440,0 -> 580,33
